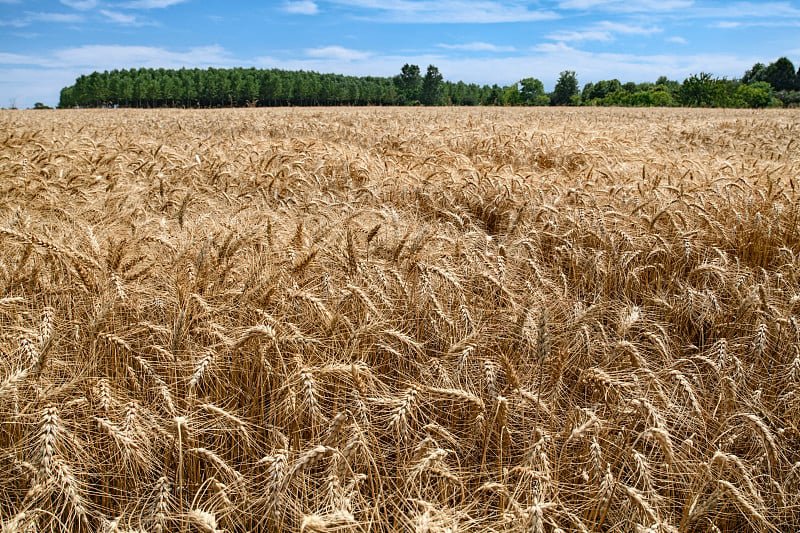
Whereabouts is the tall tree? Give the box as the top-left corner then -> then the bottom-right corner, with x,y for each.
764,57 -> 797,91
501,83 -> 521,105
742,63 -> 768,84
552,70 -> 579,105
396,64 -> 422,104
519,77 -> 547,105
420,65 -> 443,105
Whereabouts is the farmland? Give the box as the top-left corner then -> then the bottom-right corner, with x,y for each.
1,107 -> 799,532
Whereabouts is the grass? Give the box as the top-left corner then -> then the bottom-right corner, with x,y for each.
0,106 -> 799,532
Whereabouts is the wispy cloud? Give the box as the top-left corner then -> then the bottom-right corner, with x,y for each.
0,52 -> 40,65
547,30 -> 614,42
100,9 -> 154,25
0,44 -> 235,70
558,0 -> 692,12
330,0 -> 558,23
59,0 -> 98,9
284,1 -> 319,15
691,2 -> 800,18
595,21 -> 662,35
0,11 -> 84,27
123,0 -> 188,8
34,12 -> 85,23
709,18 -> 800,29
667,36 -> 687,44
55,44 -> 233,68
305,46 -> 371,61
438,42 -> 515,52
548,21 -> 661,42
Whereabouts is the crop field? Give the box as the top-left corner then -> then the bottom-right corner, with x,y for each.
1,107 -> 799,532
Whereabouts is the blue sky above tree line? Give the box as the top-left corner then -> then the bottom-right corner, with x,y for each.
1,0 -> 799,108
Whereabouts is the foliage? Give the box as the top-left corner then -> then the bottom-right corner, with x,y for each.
396,63 -> 423,104
773,90 -> 800,107
735,81 -> 773,108
420,65 -> 444,106
582,79 -> 622,102
519,77 -> 549,105
742,62 -> 768,84
57,56 -> 800,109
764,57 -> 798,91
552,70 -> 579,105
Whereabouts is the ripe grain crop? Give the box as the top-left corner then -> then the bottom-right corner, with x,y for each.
1,106 -> 799,531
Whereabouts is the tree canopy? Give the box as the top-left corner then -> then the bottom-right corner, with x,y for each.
421,65 -> 444,106
552,71 -> 579,106
57,57 -> 800,109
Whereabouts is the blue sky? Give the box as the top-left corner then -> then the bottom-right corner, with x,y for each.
1,0 -> 799,108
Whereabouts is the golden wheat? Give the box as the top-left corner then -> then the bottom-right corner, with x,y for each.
0,107 -> 798,531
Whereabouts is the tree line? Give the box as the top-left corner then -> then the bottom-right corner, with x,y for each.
57,57 -> 800,109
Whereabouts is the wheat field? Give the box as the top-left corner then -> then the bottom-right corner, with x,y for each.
1,107 -> 799,532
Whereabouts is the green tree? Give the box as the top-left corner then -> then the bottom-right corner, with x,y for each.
552,70 -> 579,105
735,81 -> 772,108
764,57 -> 797,91
396,64 -> 422,104
420,65 -> 443,105
742,63 -> 768,84
501,83 -> 521,105
680,72 -> 714,106
582,79 -> 621,103
679,72 -> 737,107
519,77 -> 548,105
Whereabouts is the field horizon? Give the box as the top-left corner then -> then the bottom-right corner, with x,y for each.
1,107 -> 799,532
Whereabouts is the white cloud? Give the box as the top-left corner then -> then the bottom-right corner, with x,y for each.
0,11 -> 85,27
305,46 -> 371,61
59,0 -> 98,9
0,67 -> 83,108
50,44 -> 234,68
667,36 -> 687,44
547,30 -> 613,42
558,0 -> 693,12
0,18 -> 27,27
712,21 -> 741,29
693,2 -> 800,18
123,0 -> 188,8
0,44 -> 234,69
437,42 -> 515,52
33,12 -> 85,23
284,1 -> 319,14
100,9 -> 154,25
595,21 -> 661,35
709,19 -> 800,29
329,0 -> 558,23
0,52 -> 40,65
548,21 -> 661,42
531,41 -> 577,54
